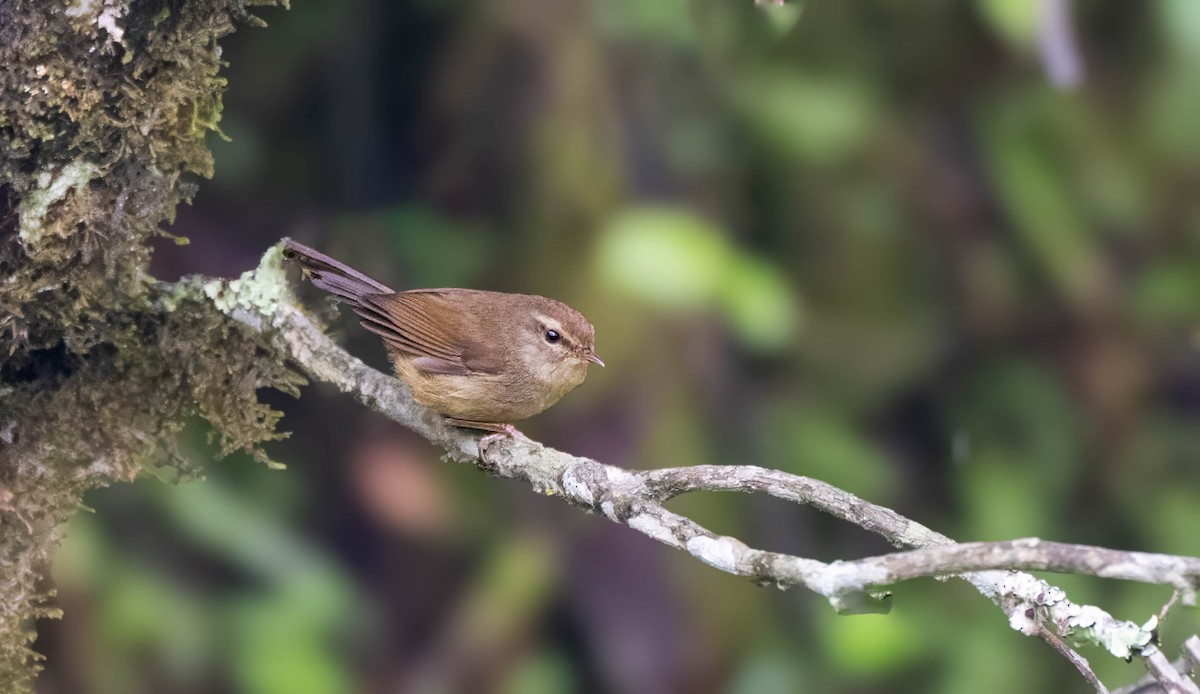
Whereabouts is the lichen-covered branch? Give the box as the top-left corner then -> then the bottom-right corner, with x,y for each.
196,244 -> 1199,692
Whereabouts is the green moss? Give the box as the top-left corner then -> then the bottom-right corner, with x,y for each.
0,0 -> 288,689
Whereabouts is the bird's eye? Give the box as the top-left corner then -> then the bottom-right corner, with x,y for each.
545,329 -> 561,344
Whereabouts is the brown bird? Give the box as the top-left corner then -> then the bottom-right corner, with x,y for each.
283,239 -> 603,442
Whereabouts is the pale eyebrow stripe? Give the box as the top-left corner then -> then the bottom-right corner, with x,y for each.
534,314 -> 563,333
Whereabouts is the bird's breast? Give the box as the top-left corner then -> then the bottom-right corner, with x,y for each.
389,352 -> 587,424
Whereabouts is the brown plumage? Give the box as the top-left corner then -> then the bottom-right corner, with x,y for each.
282,239 -> 602,438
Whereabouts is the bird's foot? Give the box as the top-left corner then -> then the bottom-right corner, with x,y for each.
444,418 -> 536,457
479,424 -> 533,453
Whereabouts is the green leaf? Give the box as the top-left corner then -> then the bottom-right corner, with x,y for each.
974,0 -> 1038,48
1132,262 -> 1200,324
821,610 -> 925,676
719,255 -> 802,351
981,101 -> 1106,309
230,597 -> 351,694
594,0 -> 696,45
1159,0 -> 1200,62
596,207 -> 732,310
740,73 -> 875,164
727,651 -> 805,693
760,1 -> 805,37
503,650 -> 578,694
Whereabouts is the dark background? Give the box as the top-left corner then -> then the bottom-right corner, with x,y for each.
35,1 -> 1200,692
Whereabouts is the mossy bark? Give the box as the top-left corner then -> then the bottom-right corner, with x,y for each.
0,1 -> 290,689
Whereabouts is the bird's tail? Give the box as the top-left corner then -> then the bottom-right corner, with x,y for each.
282,238 -> 395,305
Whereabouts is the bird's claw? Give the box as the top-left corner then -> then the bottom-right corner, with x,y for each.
478,425 -> 537,457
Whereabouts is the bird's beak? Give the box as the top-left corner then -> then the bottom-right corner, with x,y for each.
586,351 -> 605,367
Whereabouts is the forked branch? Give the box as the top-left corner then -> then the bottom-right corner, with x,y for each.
196,243 -> 1200,693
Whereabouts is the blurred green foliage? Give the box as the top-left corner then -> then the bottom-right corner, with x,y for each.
54,447 -> 359,694
597,206 -> 800,350
40,0 -> 1200,692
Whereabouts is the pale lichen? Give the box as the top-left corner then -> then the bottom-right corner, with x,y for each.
63,0 -> 129,46
997,572 -> 1158,659
627,512 -> 683,547
686,535 -> 744,573
203,242 -> 290,317
561,467 -> 595,505
16,161 -> 99,243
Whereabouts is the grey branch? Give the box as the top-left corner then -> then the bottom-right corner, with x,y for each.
1187,636 -> 1200,672
199,243 -> 1200,692
1039,0 -> 1085,88
1113,641 -> 1200,694
1145,651 -> 1200,694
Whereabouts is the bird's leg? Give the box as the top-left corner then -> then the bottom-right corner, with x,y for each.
443,418 -> 535,455
443,417 -> 529,439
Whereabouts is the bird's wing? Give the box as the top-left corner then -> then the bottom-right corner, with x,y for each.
356,291 -> 504,376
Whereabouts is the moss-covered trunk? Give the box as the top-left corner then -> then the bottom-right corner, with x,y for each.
0,1 -> 293,689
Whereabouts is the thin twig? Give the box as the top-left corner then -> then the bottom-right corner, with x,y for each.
1035,622 -> 1109,693
1159,592 -> 1182,626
